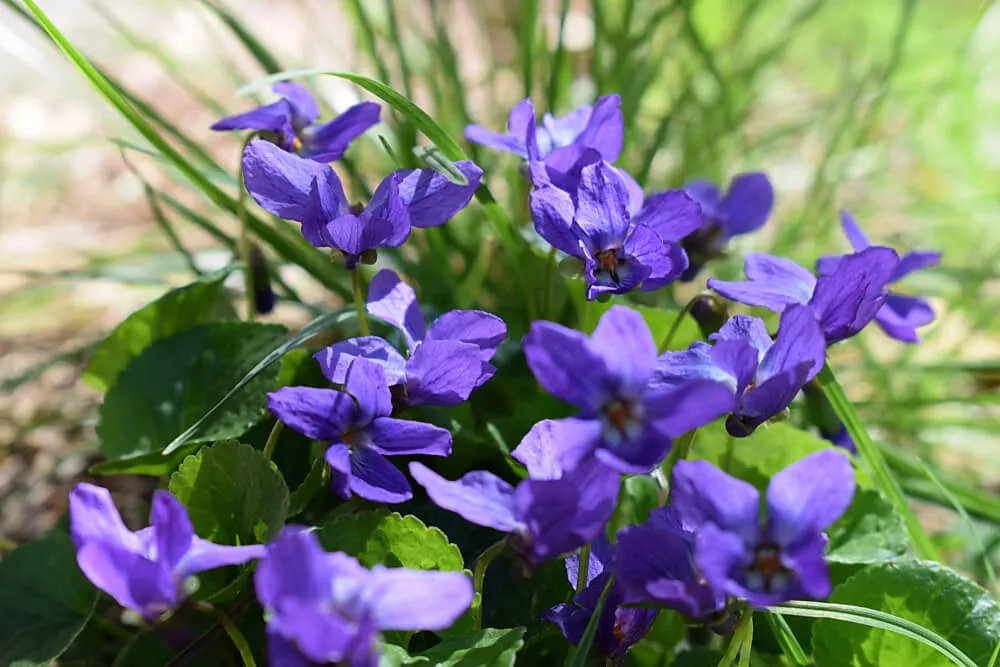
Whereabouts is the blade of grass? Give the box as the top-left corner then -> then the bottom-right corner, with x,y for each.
198,0 -> 281,74
816,363 -> 940,562
344,0 -> 393,86
520,0 -> 539,101
567,575 -> 615,667
545,0 -> 571,112
772,601 -> 978,667
765,612 -> 809,666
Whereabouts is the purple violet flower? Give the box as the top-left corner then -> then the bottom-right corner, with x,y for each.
680,173 -> 775,281
708,248 -> 900,344
256,526 -> 473,667
465,95 -> 623,165
652,305 -> 826,437
316,269 -> 506,408
69,484 -> 264,620
518,306 -> 734,474
612,506 -> 731,629
530,161 -> 702,300
267,358 -> 452,504
212,82 -> 380,162
409,420 -> 620,566
545,537 -> 656,665
816,210 -> 941,343
672,450 -> 855,607
242,139 -> 482,267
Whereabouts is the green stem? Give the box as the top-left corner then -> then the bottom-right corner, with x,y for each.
351,269 -> 370,336
816,362 -> 940,562
473,540 -> 506,596
196,602 -> 257,667
575,544 -> 591,594
237,134 -> 258,321
261,420 -> 284,461
661,430 -> 697,503
542,245 -> 557,320
657,295 -> 699,353
719,609 -> 754,667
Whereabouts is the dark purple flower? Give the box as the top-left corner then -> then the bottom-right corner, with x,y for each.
409,422 -> 619,566
519,306 -> 734,474
708,248 -> 900,344
530,161 -> 701,299
816,210 -> 941,343
212,82 -> 380,162
267,358 -> 452,504
680,173 -> 775,281
652,305 -> 826,437
612,506 -> 730,628
316,269 -> 506,408
672,450 -> 855,607
242,139 -> 482,267
545,537 -> 656,665
69,484 -> 264,620
465,95 -> 623,164
256,526 -> 473,667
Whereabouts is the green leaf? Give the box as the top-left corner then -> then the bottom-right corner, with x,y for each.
671,648 -> 727,666
97,322 -> 287,461
161,308 -> 354,455
0,533 -> 97,667
826,489 -> 910,564
169,440 -> 289,544
578,299 -> 700,351
811,561 -> 998,667
407,627 -> 525,666
317,509 -> 464,571
83,273 -> 229,392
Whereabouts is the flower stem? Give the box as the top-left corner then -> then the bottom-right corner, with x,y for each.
196,602 -> 257,667
352,269 -> 370,336
474,539 -> 506,596
816,362 -> 939,562
542,246 -> 557,320
261,420 -> 284,461
719,609 -> 754,667
575,544 -> 591,594
657,294 -> 699,353
661,429 -> 697,503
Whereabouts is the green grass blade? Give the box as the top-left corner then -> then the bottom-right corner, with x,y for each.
344,0 -> 393,86
545,0 -> 571,111
198,0 -> 281,74
771,601 -> 978,667
765,612 -> 809,666
520,0 -> 539,100
919,460 -> 999,592
816,363 -> 940,562
161,308 -> 355,455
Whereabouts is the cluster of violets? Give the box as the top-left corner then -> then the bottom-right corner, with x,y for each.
68,84 -> 941,666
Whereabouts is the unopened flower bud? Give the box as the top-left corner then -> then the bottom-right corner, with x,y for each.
689,293 -> 729,338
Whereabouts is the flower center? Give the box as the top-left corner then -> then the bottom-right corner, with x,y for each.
745,543 -> 792,593
592,249 -> 629,286
601,398 -> 643,444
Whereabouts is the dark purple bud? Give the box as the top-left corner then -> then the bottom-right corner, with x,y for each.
248,243 -> 275,315
689,293 -> 729,338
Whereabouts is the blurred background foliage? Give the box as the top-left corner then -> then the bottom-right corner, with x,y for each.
0,0 -> 997,575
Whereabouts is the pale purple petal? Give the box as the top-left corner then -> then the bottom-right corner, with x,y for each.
767,449 -> 855,547
634,190 -> 703,242
574,94 -> 624,162
782,535 -> 832,599
150,490 -> 193,573
350,446 -> 412,503
315,337 -> 407,385
758,304 -> 826,384
709,253 -> 816,313
720,173 -> 774,237
693,524 -> 755,602
272,82 -> 319,127
178,539 -> 265,578
409,462 -> 522,532
839,210 -> 870,251
622,223 -> 676,292
302,101 -> 380,161
508,98 -> 537,141
542,105 -> 591,147
738,363 -> 813,428
590,306 -> 657,391
268,597 -> 357,664
321,214 -> 397,265
530,185 -> 585,257
212,100 -> 294,142
242,139 -> 348,222
652,344 -> 735,389
523,321 -> 613,412
639,240 -> 689,292
76,542 -> 175,619
645,380 -> 738,438
512,417 -> 604,478
672,460 -> 759,536
875,294 -> 935,343
595,421 -> 673,474
425,310 -> 507,360
69,483 -> 140,552
708,339 -> 760,395
366,269 -> 425,350
367,417 -> 452,456
893,250 -> 941,281
684,180 -> 722,220
810,246 -> 899,344
574,161 -> 631,250
383,161 -> 483,228
268,386 -> 355,440
617,167 -> 645,216
267,633 -> 314,667
325,444 -> 353,500
712,314 -> 772,359
405,340 -> 485,407
464,124 -> 527,156
745,253 -> 817,295
344,358 -> 392,425
368,568 -> 474,630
